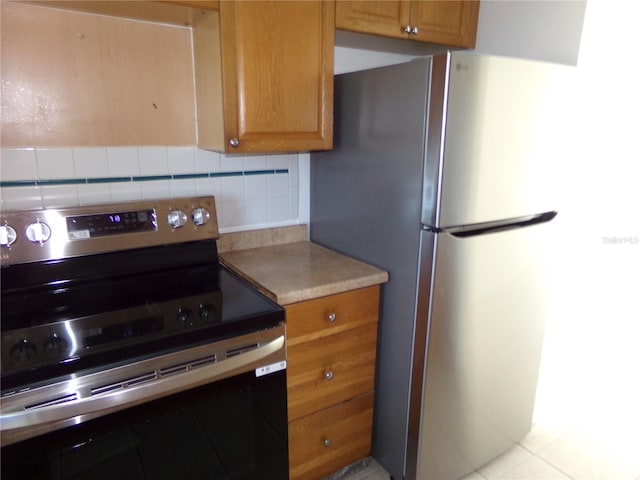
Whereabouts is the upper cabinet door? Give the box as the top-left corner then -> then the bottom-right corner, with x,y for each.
335,0 -> 411,39
219,0 -> 334,153
409,1 -> 479,48
335,0 -> 479,49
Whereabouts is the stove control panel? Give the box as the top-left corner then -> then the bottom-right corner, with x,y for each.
0,197 -> 218,266
66,208 -> 157,239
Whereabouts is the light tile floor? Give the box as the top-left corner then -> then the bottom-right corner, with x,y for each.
338,412 -> 640,480
461,413 -> 640,480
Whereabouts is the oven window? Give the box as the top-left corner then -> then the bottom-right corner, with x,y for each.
1,370 -> 288,480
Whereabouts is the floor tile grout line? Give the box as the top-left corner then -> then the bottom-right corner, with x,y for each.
516,442 -> 576,480
531,451 -> 576,480
478,444 -> 535,480
516,425 -> 583,480
518,421 -> 582,456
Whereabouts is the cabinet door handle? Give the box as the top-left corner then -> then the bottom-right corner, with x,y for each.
324,370 -> 334,381
411,26 -> 419,35
229,138 -> 239,148
323,438 -> 332,448
327,313 -> 336,323
402,25 -> 412,34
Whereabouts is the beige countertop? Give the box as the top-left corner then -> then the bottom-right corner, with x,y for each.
220,241 -> 388,306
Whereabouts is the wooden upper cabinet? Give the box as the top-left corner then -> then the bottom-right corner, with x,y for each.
335,1 -> 412,39
210,0 -> 334,153
410,1 -> 479,47
336,0 -> 479,49
5,0 -> 333,152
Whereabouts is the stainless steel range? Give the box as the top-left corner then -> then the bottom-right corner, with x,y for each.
0,197 -> 288,479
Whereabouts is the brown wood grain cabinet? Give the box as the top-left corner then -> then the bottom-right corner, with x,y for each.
285,286 -> 380,480
195,0 -> 334,153
3,0 -> 333,152
336,0 -> 480,49
288,394 -> 374,480
1,1 -> 198,147
14,1 -> 217,27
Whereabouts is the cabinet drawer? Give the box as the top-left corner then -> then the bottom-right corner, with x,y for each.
285,286 -> 379,346
289,393 -> 374,480
287,323 -> 377,421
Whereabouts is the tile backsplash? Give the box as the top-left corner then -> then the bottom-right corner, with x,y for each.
0,147 -> 303,233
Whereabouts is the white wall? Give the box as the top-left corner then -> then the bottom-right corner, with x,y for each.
474,0 -> 586,65
474,0 -> 640,428
531,0 -> 640,427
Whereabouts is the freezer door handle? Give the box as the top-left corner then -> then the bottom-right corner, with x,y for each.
441,211 -> 557,238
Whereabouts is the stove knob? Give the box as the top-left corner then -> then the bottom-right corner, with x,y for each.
198,303 -> 218,324
10,339 -> 37,363
0,224 -> 18,247
191,207 -> 211,227
43,334 -> 69,357
25,220 -> 51,244
176,308 -> 194,327
167,210 -> 188,229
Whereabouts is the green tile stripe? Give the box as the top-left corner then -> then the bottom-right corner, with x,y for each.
0,169 -> 288,188
87,177 -> 131,184
132,175 -> 172,182
0,180 -> 38,187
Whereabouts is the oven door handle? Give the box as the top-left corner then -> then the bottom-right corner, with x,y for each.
0,334 -> 285,432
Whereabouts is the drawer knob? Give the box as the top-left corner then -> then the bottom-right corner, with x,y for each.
323,438 -> 332,448
327,313 -> 337,323
324,370 -> 334,381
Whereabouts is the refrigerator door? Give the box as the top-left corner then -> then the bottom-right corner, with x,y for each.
412,221 -> 552,480
426,51 -> 573,229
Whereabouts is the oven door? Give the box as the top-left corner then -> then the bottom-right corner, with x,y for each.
1,325 -> 288,480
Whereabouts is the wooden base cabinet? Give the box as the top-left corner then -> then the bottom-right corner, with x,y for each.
336,0 -> 479,49
289,394 -> 374,480
285,286 -> 380,480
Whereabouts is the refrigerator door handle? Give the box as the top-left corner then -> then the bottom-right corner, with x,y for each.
434,211 -> 557,238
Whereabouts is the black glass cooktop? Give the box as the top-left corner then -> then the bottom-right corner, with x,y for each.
0,241 -> 283,392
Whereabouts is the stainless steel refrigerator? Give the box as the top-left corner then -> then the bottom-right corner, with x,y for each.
310,52 -> 572,480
